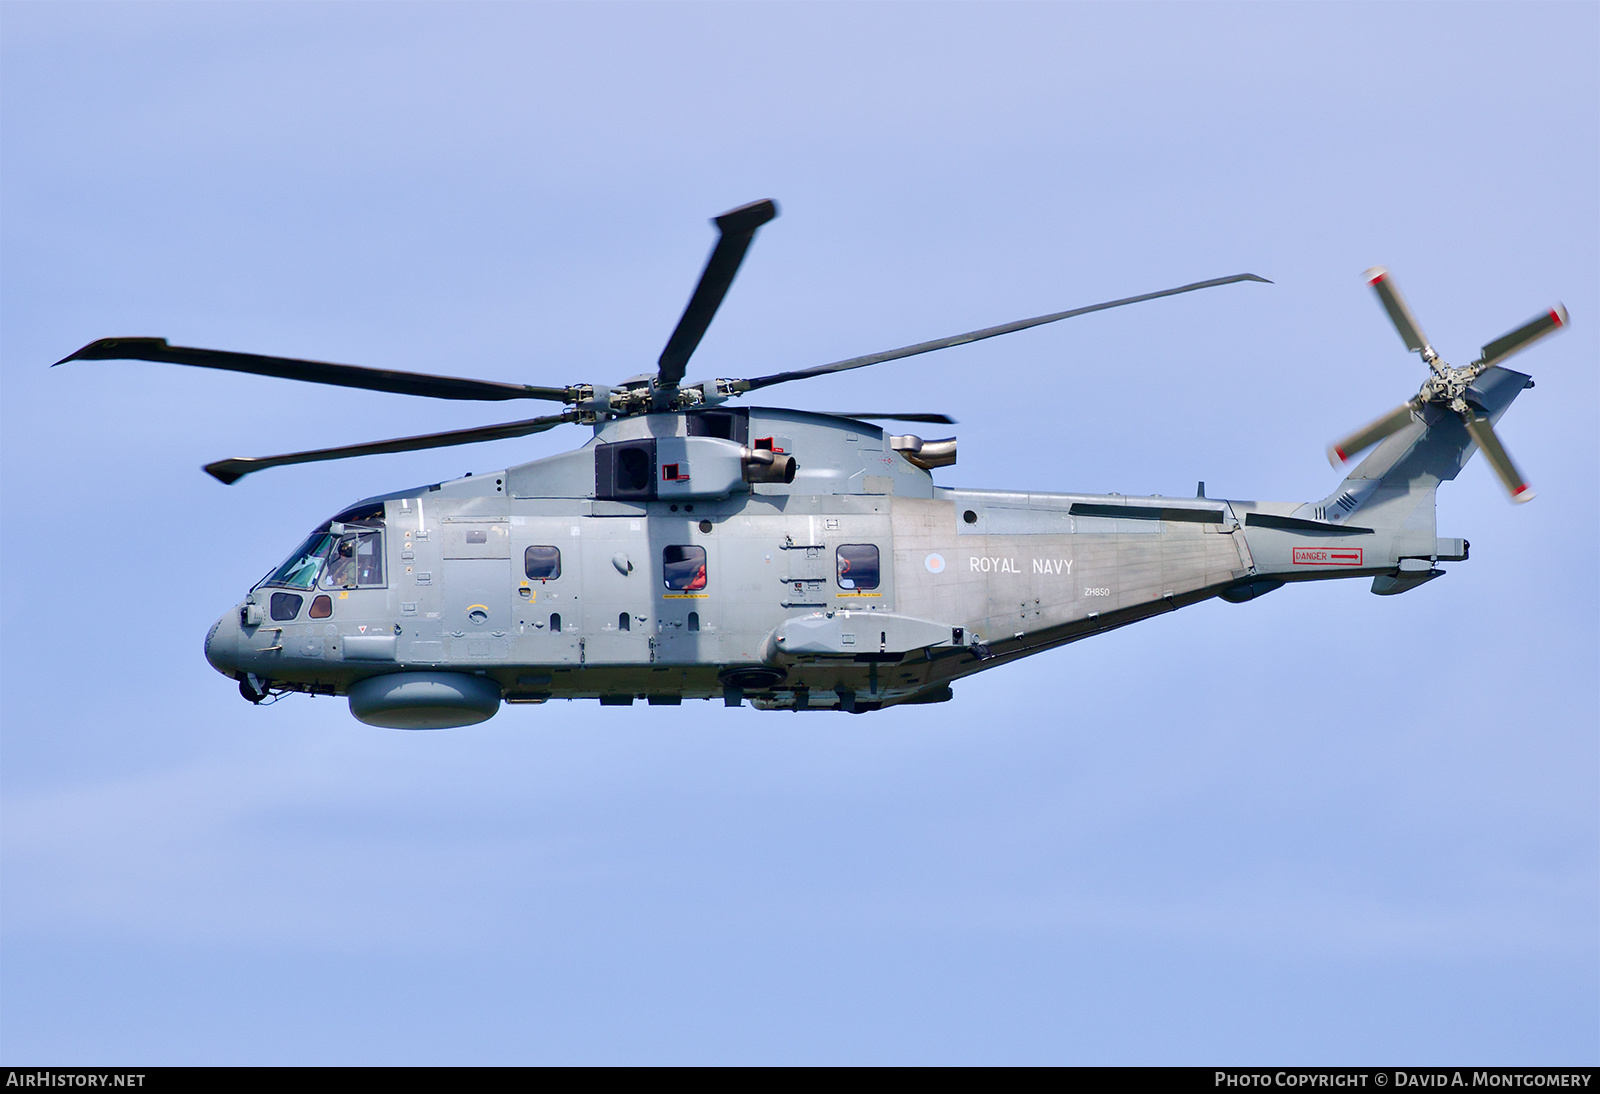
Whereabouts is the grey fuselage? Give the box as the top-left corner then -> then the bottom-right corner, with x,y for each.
205,370 -> 1524,717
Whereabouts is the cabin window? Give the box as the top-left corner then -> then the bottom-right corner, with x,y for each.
837,544 -> 880,590
308,595 -> 333,619
525,546 -> 562,581
663,545 -> 707,591
319,531 -> 385,590
269,592 -> 303,621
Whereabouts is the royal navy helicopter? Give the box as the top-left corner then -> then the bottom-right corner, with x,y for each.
57,200 -> 1567,728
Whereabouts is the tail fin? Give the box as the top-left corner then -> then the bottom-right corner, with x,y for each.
1297,365 -> 1533,545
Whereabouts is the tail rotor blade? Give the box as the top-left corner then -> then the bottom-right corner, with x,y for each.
1327,401 -> 1420,466
1461,413 -> 1535,503
656,199 -> 778,388
204,411 -> 578,484
1365,267 -> 1431,354
1478,304 -> 1569,369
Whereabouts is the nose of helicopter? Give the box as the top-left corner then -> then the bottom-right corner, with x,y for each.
204,609 -> 242,678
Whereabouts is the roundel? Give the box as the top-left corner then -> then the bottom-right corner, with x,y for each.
924,553 -> 946,574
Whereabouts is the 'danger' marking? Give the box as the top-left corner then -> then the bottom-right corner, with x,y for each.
1293,547 -> 1364,566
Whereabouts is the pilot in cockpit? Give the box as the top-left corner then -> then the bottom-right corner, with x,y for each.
321,536 -> 360,589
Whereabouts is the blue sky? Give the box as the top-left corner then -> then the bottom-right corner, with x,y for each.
2,2 -> 1595,1064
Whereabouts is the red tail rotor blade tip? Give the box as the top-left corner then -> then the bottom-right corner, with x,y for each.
1513,484 -> 1536,504
1552,305 -> 1568,327
1364,266 -> 1389,285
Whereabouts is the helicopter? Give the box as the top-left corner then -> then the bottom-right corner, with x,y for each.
56,199 -> 1567,728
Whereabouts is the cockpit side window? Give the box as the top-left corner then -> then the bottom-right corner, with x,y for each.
355,532 -> 384,586
319,531 -> 385,589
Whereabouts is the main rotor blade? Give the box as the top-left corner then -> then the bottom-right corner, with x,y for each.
656,199 -> 778,388
204,411 -> 579,485
731,272 -> 1271,394
817,412 -> 957,424
1461,413 -> 1535,503
1326,401 -> 1420,467
1478,304 -> 1569,369
1364,267 -> 1431,354
56,337 -> 574,403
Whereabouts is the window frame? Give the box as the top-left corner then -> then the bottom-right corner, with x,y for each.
662,544 -> 708,591
836,543 -> 881,591
317,530 -> 386,591
524,545 -> 562,581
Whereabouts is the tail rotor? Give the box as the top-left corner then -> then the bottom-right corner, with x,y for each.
1327,266 -> 1566,504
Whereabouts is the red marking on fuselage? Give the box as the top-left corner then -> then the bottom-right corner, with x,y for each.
1293,547 -> 1364,566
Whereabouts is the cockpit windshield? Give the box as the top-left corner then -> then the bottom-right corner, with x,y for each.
258,501 -> 387,591
263,533 -> 337,590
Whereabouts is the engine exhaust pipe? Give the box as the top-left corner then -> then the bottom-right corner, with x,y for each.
890,434 -> 957,470
742,447 -> 797,484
